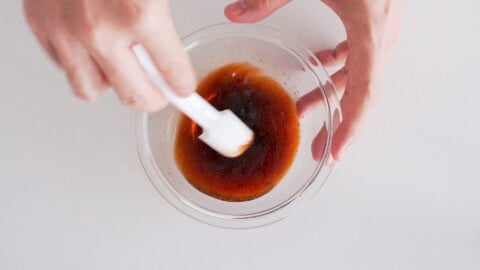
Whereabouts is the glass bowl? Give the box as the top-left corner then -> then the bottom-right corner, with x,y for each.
135,23 -> 341,229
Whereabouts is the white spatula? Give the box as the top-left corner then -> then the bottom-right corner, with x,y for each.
132,44 -> 254,158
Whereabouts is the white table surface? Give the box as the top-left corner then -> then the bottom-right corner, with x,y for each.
1,0 -> 479,269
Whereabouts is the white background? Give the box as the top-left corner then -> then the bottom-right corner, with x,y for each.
1,0 -> 479,269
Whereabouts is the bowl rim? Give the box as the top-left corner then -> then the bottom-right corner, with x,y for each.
135,23 -> 341,229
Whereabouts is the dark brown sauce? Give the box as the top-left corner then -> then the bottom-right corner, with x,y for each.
174,63 -> 299,201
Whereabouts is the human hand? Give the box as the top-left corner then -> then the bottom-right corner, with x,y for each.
24,0 -> 196,112
225,0 -> 401,160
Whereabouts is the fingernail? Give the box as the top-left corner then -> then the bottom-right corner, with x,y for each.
308,56 -> 319,67
336,139 -> 353,160
337,147 -> 347,160
227,1 -> 247,16
326,153 -> 335,167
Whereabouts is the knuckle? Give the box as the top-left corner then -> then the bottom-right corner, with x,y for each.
78,26 -> 118,58
81,26 -> 103,50
119,93 -> 147,109
161,62 -> 195,91
132,15 -> 158,34
89,39 -> 122,62
162,63 -> 185,81
121,0 -> 146,17
121,0 -> 165,30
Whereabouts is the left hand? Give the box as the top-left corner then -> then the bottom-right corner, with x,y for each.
224,0 -> 401,161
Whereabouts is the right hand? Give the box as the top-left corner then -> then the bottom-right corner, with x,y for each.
24,0 -> 196,112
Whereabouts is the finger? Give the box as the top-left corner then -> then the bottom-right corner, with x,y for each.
330,67 -> 348,98
38,37 -> 61,66
296,67 -> 347,117
312,106 -> 341,162
312,125 -> 328,161
139,15 -> 196,97
53,36 -> 110,101
315,41 -> 348,67
296,87 -> 324,118
23,8 -> 61,66
331,57 -> 383,160
225,0 -> 291,23
92,45 -> 168,112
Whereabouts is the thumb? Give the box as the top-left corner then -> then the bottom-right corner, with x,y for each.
225,0 -> 291,23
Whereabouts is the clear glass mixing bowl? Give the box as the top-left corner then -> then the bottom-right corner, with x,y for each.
135,23 -> 341,229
